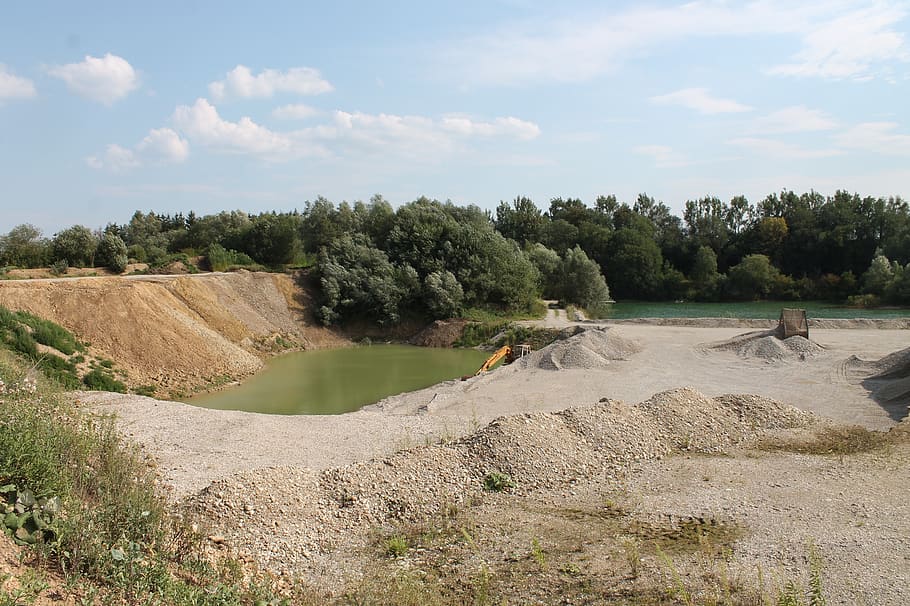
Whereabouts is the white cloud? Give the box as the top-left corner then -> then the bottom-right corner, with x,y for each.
650,88 -> 752,114
0,65 -> 36,100
767,3 -> 909,79
728,137 -> 843,159
272,103 -> 320,120
47,53 -> 139,105
833,122 -> 910,155
325,111 -> 541,157
86,144 -> 139,171
173,98 -> 295,156
209,65 -> 333,100
634,144 -> 689,168
750,106 -> 838,134
446,1 -> 909,85
87,128 -> 188,170
137,128 -> 190,163
440,114 -> 540,140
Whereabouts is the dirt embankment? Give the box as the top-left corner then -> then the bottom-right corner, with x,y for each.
0,272 -> 346,396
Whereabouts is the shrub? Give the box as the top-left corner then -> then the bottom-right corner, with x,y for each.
96,233 -> 129,273
483,471 -> 515,492
82,369 -> 127,393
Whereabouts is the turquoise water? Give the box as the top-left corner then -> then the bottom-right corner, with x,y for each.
185,345 -> 488,415
600,301 -> 910,319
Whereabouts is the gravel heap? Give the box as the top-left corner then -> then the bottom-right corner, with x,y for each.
706,329 -> 825,362
186,387 -> 815,581
518,327 -> 641,370
846,346 -> 910,405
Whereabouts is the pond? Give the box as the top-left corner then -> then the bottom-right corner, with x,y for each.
599,300 -> 910,319
185,344 -> 489,415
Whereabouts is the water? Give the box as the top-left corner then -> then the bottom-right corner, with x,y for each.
599,301 -> 910,319
186,344 -> 488,415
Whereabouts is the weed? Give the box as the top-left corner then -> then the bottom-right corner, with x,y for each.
482,472 -> 515,492
530,538 -> 546,568
623,539 -> 641,579
133,384 -> 157,397
385,535 -> 409,558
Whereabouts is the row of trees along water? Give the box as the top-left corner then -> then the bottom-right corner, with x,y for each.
2,190 -> 909,323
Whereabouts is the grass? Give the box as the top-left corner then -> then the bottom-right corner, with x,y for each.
0,348 -> 295,605
0,304 -> 129,393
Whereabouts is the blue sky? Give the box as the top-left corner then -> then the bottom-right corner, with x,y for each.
1,0 -> 909,235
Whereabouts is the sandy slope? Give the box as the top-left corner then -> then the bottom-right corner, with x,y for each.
0,271 -> 344,395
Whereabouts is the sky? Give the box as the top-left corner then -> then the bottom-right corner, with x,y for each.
1,0 -> 909,235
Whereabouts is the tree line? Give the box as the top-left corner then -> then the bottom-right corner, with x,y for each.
1,189 -> 909,323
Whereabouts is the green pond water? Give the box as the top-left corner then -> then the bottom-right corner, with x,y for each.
600,300 -> 910,319
185,345 -> 488,415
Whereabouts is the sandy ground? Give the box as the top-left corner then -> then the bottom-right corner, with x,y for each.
79,323 -> 909,498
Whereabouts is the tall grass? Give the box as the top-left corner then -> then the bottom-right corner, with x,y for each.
0,350 -> 292,604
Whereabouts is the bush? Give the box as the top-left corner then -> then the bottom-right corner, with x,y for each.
483,471 -> 515,492
96,233 -> 129,273
82,369 -> 127,393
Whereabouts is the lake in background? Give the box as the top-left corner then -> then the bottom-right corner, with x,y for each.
186,344 -> 488,415
599,301 -> 910,319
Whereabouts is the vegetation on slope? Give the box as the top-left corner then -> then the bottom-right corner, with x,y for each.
0,347 -> 299,604
0,305 -> 125,392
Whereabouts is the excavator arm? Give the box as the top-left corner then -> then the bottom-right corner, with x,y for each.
474,345 -> 512,375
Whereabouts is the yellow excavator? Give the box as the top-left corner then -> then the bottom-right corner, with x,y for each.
463,344 -> 531,380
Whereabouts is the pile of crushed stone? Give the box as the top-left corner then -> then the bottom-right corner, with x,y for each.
706,329 -> 825,362
186,387 -> 815,581
845,347 -> 910,407
517,327 -> 641,371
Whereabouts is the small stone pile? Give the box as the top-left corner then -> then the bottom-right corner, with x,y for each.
187,387 -> 816,582
706,329 -> 825,362
518,328 -> 641,371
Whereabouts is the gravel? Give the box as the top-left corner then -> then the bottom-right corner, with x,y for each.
517,328 -> 641,371
706,329 -> 826,362
186,387 -> 817,584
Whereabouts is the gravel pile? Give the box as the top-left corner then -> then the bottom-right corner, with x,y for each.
706,329 -> 825,362
187,387 -> 816,581
845,347 -> 910,407
518,328 -> 641,370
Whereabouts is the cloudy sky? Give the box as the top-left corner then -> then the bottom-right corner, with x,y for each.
1,1 -> 909,234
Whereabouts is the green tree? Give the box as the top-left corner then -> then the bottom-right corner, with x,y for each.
495,196 -> 543,244
316,235 -> 415,326
861,255 -> 896,296
0,224 -> 48,268
725,254 -> 778,300
240,213 -> 298,266
526,243 -> 561,297
555,246 -> 611,310
51,225 -> 98,267
424,270 -> 464,319
689,245 -> 720,299
95,233 -> 128,273
604,227 -> 663,299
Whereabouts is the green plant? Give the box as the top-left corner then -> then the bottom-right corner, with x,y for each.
482,472 -> 514,492
133,385 -> 157,397
49,260 -> 68,276
530,538 -> 546,568
82,369 -> 126,393
385,535 -> 409,558
0,483 -> 61,546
